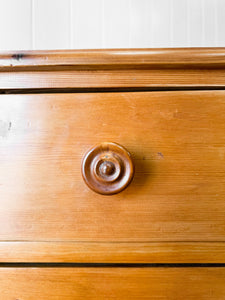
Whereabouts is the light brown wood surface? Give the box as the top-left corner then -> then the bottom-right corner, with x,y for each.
0,91 -> 224,244
1,48 -> 225,89
0,242 -> 225,263
1,48 -> 225,68
0,267 -> 225,299
0,48 -> 225,300
0,49 -> 225,296
1,68 -> 225,90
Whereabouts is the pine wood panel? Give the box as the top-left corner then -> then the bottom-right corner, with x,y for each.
1,68 -> 225,90
0,91 -> 224,243
1,267 -> 225,299
0,242 -> 225,263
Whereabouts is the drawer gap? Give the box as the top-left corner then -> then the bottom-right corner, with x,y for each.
0,263 -> 225,268
1,86 -> 225,94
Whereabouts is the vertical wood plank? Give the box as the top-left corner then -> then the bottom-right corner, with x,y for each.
130,0 -> 145,47
203,0 -> 216,46
171,0 -> 188,47
130,0 -> 154,48
69,0 -> 73,49
103,0 -> 130,48
216,0 -> 225,46
31,0 -> 35,50
150,0 -> 171,48
187,0 -> 204,47
0,0 -> 32,50
33,0 -> 70,50
72,0 -> 103,49
0,0 -> 223,50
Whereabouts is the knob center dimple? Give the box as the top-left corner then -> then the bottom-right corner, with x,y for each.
99,161 -> 115,177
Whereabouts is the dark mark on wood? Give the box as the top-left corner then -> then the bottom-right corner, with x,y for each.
157,152 -> 164,159
12,53 -> 25,61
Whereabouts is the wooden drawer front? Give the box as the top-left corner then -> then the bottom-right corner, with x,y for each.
0,267 -> 225,299
0,91 -> 224,242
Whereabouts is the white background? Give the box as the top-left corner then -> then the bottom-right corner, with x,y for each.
0,0 -> 224,50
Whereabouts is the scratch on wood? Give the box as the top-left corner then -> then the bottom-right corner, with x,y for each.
157,152 -> 164,159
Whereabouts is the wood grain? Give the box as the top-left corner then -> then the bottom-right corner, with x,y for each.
1,48 -> 225,68
0,91 -> 224,243
0,49 -> 225,89
1,68 -> 225,90
0,49 -> 224,294
0,242 -> 224,263
1,267 -> 225,299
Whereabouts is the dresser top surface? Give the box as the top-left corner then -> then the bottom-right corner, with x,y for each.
0,48 -> 225,90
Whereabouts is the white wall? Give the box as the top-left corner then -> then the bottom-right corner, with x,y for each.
0,0 -> 224,51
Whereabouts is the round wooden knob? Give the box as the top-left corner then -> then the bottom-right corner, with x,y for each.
81,142 -> 134,195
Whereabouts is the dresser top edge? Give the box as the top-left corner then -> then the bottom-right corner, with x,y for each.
0,48 -> 225,70
1,48 -> 225,90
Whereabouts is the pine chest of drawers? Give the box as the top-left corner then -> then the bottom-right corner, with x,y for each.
0,48 -> 225,299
